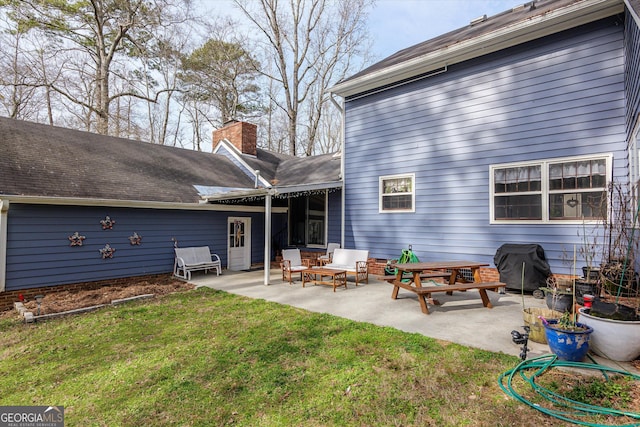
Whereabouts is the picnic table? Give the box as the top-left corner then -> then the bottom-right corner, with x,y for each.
387,261 -> 505,314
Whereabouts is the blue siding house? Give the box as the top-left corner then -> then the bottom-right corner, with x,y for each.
330,0 -> 640,275
0,118 -> 342,305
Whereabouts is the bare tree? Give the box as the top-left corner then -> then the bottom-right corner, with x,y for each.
0,7 -> 48,121
5,0 -> 193,136
235,0 -> 372,156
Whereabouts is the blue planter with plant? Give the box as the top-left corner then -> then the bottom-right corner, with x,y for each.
542,318 -> 593,362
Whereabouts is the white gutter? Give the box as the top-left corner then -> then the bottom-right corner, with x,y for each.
0,200 -> 8,292
3,195 -> 285,213
330,0 -> 624,98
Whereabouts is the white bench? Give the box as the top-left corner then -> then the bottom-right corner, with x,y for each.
322,248 -> 369,285
174,246 -> 221,280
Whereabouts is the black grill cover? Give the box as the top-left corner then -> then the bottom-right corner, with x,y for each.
493,244 -> 551,291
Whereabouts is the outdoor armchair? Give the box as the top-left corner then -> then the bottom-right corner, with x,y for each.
318,243 -> 340,264
281,248 -> 311,284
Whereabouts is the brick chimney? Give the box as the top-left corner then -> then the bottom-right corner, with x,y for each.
213,120 -> 257,156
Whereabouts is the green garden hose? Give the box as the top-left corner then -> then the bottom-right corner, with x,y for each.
498,354 -> 640,426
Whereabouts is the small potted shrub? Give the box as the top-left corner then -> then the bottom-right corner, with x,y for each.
540,276 -> 574,312
541,310 -> 593,362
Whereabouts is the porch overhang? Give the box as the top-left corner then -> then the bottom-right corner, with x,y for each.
197,181 -> 343,203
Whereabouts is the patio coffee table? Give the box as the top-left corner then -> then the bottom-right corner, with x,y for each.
302,268 -> 347,292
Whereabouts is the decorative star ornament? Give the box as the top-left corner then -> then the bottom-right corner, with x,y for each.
68,232 -> 86,246
128,232 -> 142,245
100,216 -> 115,229
99,244 -> 116,259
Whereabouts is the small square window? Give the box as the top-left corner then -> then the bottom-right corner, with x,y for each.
380,174 -> 415,213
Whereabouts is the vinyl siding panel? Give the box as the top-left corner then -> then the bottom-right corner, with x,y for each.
5,204 -> 264,291
327,190 -> 342,245
625,10 -> 640,135
343,18 -> 626,274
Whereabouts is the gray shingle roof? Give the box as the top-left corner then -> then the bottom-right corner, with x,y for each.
0,117 -> 341,204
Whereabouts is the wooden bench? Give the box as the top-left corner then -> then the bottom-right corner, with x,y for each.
391,280 -> 506,314
322,249 -> 369,285
174,246 -> 222,280
378,272 -> 451,282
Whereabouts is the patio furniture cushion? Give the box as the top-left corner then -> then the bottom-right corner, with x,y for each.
323,249 -> 369,285
318,243 -> 341,262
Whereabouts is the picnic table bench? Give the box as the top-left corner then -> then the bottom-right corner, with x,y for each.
388,261 -> 506,314
378,271 -> 452,282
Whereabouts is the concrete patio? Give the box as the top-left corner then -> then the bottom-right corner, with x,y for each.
189,268 -> 638,373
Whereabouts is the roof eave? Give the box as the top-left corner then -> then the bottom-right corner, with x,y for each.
199,181 -> 343,203
0,195 -> 269,212
330,0 -> 624,98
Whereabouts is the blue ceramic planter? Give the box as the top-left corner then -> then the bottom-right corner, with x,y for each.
543,320 -> 593,362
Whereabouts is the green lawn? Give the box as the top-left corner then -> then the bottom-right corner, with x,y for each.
0,287 -> 615,426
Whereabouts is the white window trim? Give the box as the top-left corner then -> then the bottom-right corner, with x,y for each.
379,173 -> 416,213
490,153 -> 613,224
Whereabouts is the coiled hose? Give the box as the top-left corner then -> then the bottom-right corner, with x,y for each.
498,354 -> 640,426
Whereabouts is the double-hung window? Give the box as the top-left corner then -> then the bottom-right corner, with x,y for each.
379,174 -> 415,212
491,155 -> 610,223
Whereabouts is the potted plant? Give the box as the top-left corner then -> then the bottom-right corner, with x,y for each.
539,276 -> 574,313
541,310 -> 593,362
575,181 -> 640,361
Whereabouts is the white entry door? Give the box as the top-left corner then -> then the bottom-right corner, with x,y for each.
227,217 -> 251,270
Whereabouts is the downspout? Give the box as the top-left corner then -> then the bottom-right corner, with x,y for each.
0,200 -> 8,292
330,94 -> 346,248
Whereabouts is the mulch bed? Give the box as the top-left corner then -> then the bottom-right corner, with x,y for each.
2,275 -> 194,318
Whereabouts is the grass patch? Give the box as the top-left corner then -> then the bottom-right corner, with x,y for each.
0,287 -> 635,426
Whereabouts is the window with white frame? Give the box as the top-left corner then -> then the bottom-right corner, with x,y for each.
379,174 -> 415,212
491,155 -> 610,222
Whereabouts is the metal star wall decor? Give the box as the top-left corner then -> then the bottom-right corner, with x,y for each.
100,216 -> 115,229
128,232 -> 142,245
99,244 -> 116,259
68,232 -> 86,246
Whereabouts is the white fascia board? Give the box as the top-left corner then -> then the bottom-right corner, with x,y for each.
624,0 -> 640,26
331,0 -> 624,98
213,139 -> 272,188
1,195 -> 286,213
